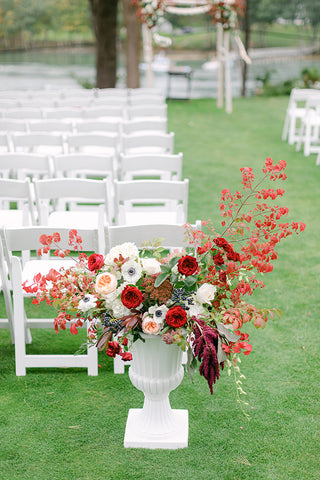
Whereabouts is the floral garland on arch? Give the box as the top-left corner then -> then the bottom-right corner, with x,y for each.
23,159 -> 305,399
131,0 -> 165,29
207,0 -> 245,31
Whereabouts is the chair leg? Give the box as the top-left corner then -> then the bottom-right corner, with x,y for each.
87,321 -> 98,376
12,257 -> 27,376
281,113 -> 289,142
114,353 -> 126,374
304,123 -> 312,156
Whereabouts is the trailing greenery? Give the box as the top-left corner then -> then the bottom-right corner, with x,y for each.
1,96 -> 319,479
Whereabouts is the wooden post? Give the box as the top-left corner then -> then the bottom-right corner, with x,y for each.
216,23 -> 224,109
224,30 -> 232,114
142,23 -> 154,88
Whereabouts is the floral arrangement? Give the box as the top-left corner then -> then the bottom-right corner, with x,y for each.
207,0 -> 245,31
131,0 -> 165,29
24,160 -> 305,399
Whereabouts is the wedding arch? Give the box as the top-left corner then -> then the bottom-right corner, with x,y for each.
133,0 -> 251,113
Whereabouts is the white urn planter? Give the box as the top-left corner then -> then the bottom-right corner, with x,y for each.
123,333 -> 188,449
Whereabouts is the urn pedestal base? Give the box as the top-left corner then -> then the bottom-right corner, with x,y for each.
123,334 -> 189,449
124,408 -> 188,449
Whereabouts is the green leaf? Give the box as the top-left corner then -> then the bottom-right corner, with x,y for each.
154,272 -> 170,287
186,348 -> 198,382
184,275 -> 198,289
160,264 -> 171,274
169,257 -> 179,269
170,273 -> 178,284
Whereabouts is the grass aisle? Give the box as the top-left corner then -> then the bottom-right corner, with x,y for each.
1,96 -> 319,480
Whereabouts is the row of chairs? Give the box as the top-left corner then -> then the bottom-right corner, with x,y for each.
0,222 -> 199,376
0,88 -> 191,376
282,88 -> 320,164
0,176 -> 189,227
0,94 -> 165,109
1,87 -> 163,101
0,117 -> 168,135
0,131 -> 174,159
0,152 -> 182,183
0,104 -> 167,121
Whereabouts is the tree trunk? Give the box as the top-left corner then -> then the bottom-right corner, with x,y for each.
122,0 -> 141,88
89,0 -> 118,88
241,0 -> 250,97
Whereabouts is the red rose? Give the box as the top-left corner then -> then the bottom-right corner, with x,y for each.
213,253 -> 224,265
106,341 -> 122,358
177,255 -> 198,276
213,237 -> 229,249
88,253 -> 104,271
219,270 -> 227,283
226,249 -> 241,262
120,351 -> 132,362
165,306 -> 187,328
121,285 -> 143,309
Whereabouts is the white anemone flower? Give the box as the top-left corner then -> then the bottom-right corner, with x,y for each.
148,304 -> 168,322
121,259 -> 142,284
78,294 -> 97,313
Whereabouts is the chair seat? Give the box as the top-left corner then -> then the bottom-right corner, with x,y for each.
47,211 -> 101,229
0,211 -> 27,227
120,211 -> 180,226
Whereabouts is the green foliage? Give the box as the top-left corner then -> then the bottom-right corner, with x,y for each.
0,0 -> 91,46
301,67 -> 320,87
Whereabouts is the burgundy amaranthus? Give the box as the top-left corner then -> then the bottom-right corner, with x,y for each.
193,318 -> 222,394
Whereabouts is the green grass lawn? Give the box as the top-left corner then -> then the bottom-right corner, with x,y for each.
1,96 -> 320,479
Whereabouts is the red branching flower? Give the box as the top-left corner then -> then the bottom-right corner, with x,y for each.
106,341 -> 122,358
120,351 -> 133,362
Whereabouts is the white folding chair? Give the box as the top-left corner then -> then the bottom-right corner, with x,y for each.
0,133 -> 10,152
33,177 -> 112,229
82,106 -> 125,121
66,132 -> 119,156
11,132 -> 66,155
28,120 -> 74,134
114,179 -> 188,226
295,95 -> 320,156
128,95 -> 166,106
128,88 -> 162,98
2,108 -> 43,120
119,152 -> 182,181
282,88 -> 320,145
105,221 -> 202,373
121,118 -> 167,135
121,132 -> 174,155
126,104 -> 167,120
0,178 -> 36,227
0,119 -> 27,133
0,153 -> 53,181
95,88 -> 128,98
74,119 -> 121,134
52,153 -> 115,183
44,108 -> 84,120
0,235 -> 14,341
0,226 -> 102,376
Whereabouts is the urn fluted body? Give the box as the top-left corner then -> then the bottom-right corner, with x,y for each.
123,334 -> 188,449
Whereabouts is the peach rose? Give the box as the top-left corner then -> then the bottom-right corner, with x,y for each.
142,313 -> 162,335
95,272 -> 117,296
